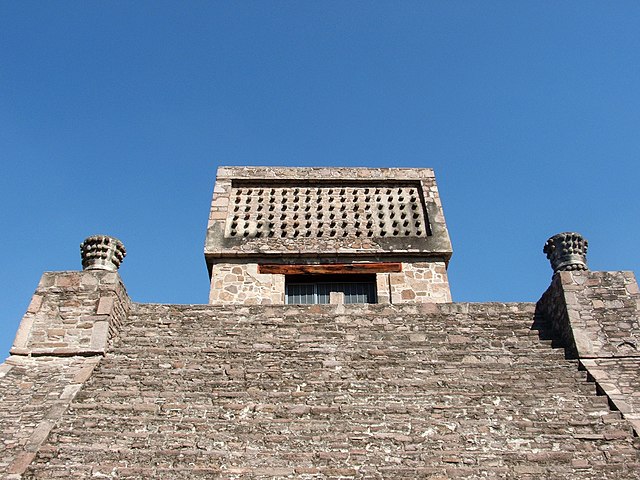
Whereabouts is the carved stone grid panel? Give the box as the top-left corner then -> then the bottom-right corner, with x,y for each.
225,185 -> 429,239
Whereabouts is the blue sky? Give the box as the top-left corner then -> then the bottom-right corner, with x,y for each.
1,2 -> 639,357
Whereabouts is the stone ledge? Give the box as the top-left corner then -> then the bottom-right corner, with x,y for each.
215,166 -> 436,181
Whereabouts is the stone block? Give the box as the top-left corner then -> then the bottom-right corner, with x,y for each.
96,296 -> 115,315
10,315 -> 35,351
329,292 -> 345,304
26,295 -> 43,314
7,452 -> 36,475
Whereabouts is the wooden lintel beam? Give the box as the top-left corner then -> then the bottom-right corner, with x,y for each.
258,263 -> 402,275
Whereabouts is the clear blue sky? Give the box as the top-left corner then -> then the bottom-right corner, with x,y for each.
1,2 -> 639,357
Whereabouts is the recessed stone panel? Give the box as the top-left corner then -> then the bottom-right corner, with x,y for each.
226,183 -> 429,240
205,167 -> 452,259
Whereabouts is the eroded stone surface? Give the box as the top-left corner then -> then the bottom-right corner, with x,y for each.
537,270 -> 640,438
538,271 -> 640,359
10,271 -> 130,356
21,302 -> 640,479
388,261 -> 451,303
581,358 -> 640,435
0,355 -> 100,478
0,270 -> 131,478
209,263 -> 284,305
209,261 -> 451,305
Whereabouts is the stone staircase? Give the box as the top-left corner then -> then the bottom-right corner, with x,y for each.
0,356 -> 97,477
24,302 -> 640,479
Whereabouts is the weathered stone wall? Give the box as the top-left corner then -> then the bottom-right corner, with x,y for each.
388,261 -> 451,303
209,263 -> 284,305
22,302 -> 640,478
537,270 -> 640,435
0,356 -> 100,479
581,358 -> 640,435
0,270 -> 131,478
209,261 -> 450,304
537,273 -> 577,355
538,271 -> 640,359
10,270 -> 130,356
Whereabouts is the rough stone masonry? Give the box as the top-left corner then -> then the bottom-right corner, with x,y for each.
205,167 -> 453,305
0,167 -> 638,479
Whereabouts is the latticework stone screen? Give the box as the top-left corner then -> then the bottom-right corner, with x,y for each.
226,183 -> 429,240
205,167 -> 453,259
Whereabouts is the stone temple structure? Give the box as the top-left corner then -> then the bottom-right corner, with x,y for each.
1,166 -> 639,479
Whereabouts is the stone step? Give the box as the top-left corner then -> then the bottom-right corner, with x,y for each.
79,380 -> 596,399
55,419 -> 631,444
126,313 -> 540,322
22,301 -> 640,478
23,467 -> 640,480
27,444 -> 640,479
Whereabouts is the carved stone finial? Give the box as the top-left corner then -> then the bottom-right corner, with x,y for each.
80,235 -> 126,271
543,232 -> 588,273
